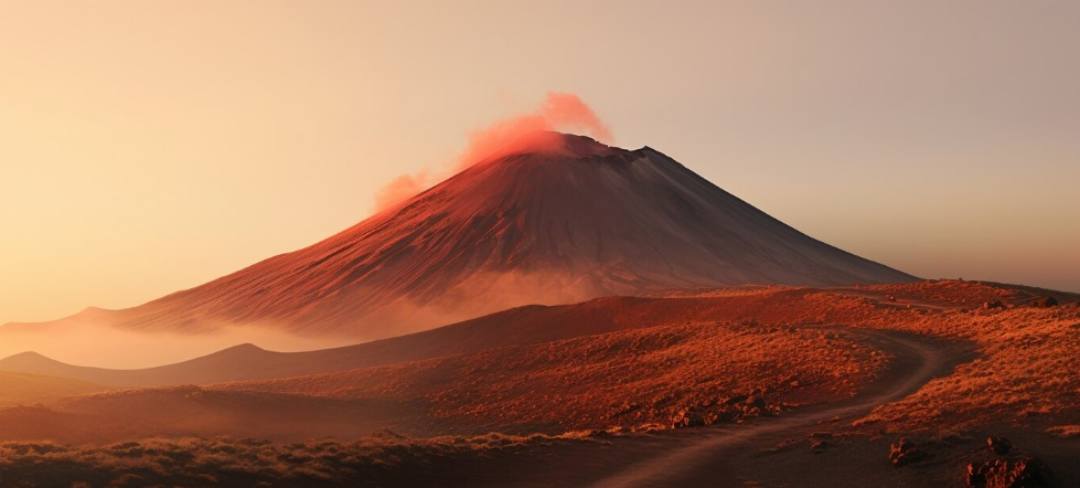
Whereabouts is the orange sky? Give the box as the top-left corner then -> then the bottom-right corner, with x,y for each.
2,1 -> 1079,325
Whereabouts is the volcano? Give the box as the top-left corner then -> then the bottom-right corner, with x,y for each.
21,133 -> 914,338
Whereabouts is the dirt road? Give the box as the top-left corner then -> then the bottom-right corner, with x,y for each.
587,329 -> 955,487
459,328 -> 966,488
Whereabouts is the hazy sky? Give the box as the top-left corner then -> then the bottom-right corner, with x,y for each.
2,1 -> 1079,324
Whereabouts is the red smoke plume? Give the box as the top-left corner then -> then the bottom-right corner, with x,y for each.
373,93 -> 612,212
455,92 -> 614,170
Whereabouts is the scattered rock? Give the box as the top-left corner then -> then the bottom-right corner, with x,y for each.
983,300 -> 1005,310
807,432 -> 833,453
964,456 -> 1053,488
745,393 -> 766,410
889,437 -> 926,466
609,401 -> 640,418
1030,296 -> 1058,308
724,395 -> 748,405
809,439 -> 829,453
986,436 -> 1012,455
702,410 -> 734,425
738,394 -> 776,417
670,409 -> 705,429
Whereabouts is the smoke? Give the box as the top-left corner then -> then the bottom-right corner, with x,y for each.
374,170 -> 429,212
455,92 -> 614,170
373,92 -> 613,212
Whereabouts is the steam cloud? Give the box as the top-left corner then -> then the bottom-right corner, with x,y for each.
454,92 -> 614,170
374,170 -> 430,213
373,92 -> 613,212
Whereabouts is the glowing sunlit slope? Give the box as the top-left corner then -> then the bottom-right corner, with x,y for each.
2,280 -> 1074,443
12,133 -> 913,338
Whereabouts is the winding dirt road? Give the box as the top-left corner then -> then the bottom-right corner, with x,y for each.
586,329 -> 955,487
467,327 -> 966,488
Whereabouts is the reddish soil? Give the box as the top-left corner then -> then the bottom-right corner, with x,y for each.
213,323 -> 891,435
0,280 -> 1077,487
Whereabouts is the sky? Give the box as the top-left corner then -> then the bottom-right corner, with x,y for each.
1,0 -> 1078,325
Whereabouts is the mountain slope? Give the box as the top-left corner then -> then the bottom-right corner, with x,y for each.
9,133 -> 914,338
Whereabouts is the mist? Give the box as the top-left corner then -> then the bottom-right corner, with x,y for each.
0,320 -> 355,369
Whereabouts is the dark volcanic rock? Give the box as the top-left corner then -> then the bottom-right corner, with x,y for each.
965,456 -> 1053,488
889,437 -> 927,466
809,438 -> 829,453
724,395 -> 748,405
1030,296 -> 1058,308
670,409 -> 705,429
986,436 -> 1012,455
744,388 -> 766,410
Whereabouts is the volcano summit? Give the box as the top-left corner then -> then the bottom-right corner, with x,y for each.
23,133 -> 914,338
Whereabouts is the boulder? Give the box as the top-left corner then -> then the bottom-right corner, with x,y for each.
744,388 -> 766,409
889,437 -> 926,466
1030,296 -> 1058,308
965,456 -> 1053,488
744,394 -> 766,410
808,433 -> 832,453
670,409 -> 705,429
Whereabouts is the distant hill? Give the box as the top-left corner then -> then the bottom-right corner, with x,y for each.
7,280 -> 1068,389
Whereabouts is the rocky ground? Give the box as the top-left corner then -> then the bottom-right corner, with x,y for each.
0,280 -> 1077,486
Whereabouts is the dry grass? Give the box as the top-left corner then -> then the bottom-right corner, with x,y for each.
856,304 -> 1080,432
2,280 -> 1075,442
0,433 -> 601,487
215,322 -> 888,434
